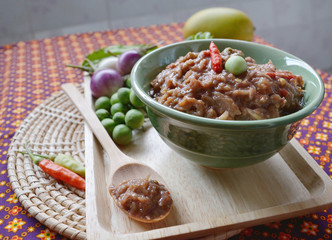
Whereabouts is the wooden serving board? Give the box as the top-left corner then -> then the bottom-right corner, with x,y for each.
83,81 -> 332,240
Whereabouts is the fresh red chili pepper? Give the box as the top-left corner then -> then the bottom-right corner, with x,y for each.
23,142 -> 86,190
39,159 -> 86,190
209,41 -> 222,73
19,152 -> 85,178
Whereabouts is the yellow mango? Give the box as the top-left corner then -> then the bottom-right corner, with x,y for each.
184,8 -> 254,41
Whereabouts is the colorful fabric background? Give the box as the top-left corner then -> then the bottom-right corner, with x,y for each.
0,23 -> 331,240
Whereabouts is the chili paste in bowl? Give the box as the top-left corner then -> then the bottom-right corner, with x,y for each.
130,40 -> 324,168
150,44 -> 304,120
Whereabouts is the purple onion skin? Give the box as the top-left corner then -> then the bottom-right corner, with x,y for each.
90,69 -> 123,98
117,50 -> 141,75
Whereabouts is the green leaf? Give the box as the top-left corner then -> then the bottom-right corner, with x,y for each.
186,32 -> 214,40
82,48 -> 112,68
82,43 -> 158,68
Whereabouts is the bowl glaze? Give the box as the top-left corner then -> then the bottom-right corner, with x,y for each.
131,39 -> 324,168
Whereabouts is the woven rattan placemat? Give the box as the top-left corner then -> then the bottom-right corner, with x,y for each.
7,85 -> 86,240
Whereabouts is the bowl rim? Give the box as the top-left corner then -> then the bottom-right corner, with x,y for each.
131,39 -> 325,129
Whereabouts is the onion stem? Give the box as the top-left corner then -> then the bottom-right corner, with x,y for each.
65,64 -> 93,73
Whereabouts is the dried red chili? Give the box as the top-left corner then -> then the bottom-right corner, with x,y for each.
209,41 -> 223,73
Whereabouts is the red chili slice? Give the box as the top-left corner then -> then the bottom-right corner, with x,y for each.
266,72 -> 297,80
280,89 -> 289,97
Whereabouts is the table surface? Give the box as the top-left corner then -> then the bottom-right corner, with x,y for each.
0,22 -> 331,240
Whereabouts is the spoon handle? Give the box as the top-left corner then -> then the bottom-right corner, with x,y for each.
61,83 -> 126,164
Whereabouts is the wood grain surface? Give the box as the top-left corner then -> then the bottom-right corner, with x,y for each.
83,80 -> 332,240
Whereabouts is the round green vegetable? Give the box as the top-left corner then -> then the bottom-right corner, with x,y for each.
110,93 -> 120,105
125,109 -> 144,129
125,77 -> 131,88
110,102 -> 128,115
101,118 -> 116,135
112,112 -> 125,124
225,55 -> 247,75
112,124 -> 132,145
95,109 -> 110,121
95,96 -> 111,110
117,87 -> 131,104
129,89 -> 145,108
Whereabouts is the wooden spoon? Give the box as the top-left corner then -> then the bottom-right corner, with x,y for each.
61,83 -> 172,223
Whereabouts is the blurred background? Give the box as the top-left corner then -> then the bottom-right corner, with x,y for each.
1,0 -> 331,73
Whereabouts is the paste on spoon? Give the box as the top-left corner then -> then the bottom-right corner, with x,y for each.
109,177 -> 173,223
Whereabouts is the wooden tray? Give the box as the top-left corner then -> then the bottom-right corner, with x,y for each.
84,82 -> 332,240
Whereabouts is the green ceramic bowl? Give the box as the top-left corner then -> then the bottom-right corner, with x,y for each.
130,39 -> 324,168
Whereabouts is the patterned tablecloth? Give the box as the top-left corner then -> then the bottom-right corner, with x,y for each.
0,22 -> 331,240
